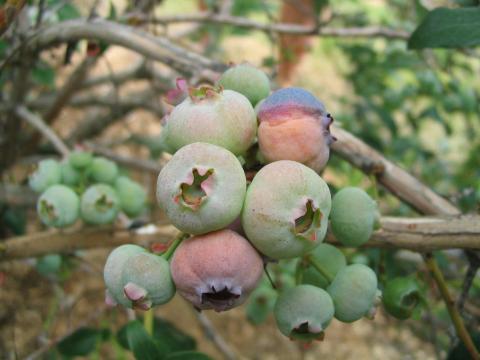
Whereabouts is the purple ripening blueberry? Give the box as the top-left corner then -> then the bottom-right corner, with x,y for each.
170,229 -> 264,312
257,87 -> 336,173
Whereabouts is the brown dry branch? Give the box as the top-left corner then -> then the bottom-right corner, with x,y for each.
6,19 -> 226,74
42,56 -> 98,124
0,0 -> 27,36
126,12 -> 410,39
1,216 -> 479,261
15,106 -> 70,157
331,126 -> 460,216
84,141 -> 163,174
0,224 -> 178,261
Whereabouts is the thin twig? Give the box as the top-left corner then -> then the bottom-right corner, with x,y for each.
83,141 -> 163,174
125,12 -> 410,39
457,252 -> 480,313
423,253 -> 479,359
194,311 -> 237,360
42,56 -> 98,124
15,106 -> 70,157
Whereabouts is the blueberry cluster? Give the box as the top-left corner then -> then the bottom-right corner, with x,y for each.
103,63 -> 386,343
30,152 -> 147,228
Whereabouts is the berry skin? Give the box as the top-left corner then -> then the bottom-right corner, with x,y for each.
37,184 -> 80,228
246,284 -> 277,325
218,63 -> 271,106
103,244 -> 147,307
274,284 -> 334,341
29,159 -> 62,193
170,229 -> 263,312
80,184 -> 120,224
121,252 -> 175,310
88,157 -> 119,184
156,142 -> 246,235
60,162 -> 81,186
163,86 -> 257,156
327,264 -> 378,323
257,87 -> 336,173
242,160 -> 331,259
114,176 -> 147,218
68,150 -> 93,169
300,243 -> 346,289
330,187 -> 378,247
382,277 -> 420,320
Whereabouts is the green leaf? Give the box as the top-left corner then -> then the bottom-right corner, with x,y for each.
32,63 -> 55,88
36,254 -> 62,275
108,0 -> 117,20
58,3 -> 81,21
165,351 -> 212,360
408,7 -> 480,49
0,40 -> 7,58
57,327 -> 106,356
246,286 -> 277,325
119,320 -> 162,360
153,318 -> 196,353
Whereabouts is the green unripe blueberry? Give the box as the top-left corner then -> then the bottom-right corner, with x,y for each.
218,63 -> 271,106
80,184 -> 120,224
88,157 -> 119,184
274,285 -> 334,341
163,86 -> 257,156
36,254 -> 62,275
330,187 -> 378,247
327,264 -> 378,323
114,176 -> 147,218
121,252 -> 175,310
242,160 -> 331,259
29,159 -> 62,193
37,184 -> 80,228
68,150 -> 93,169
157,143 -> 246,235
300,243 -> 346,289
246,285 -> 278,325
60,162 -> 81,186
383,277 -> 420,320
104,244 -> 147,307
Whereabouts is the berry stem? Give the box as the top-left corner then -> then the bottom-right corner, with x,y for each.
424,253 -> 479,360
143,308 -> 154,336
304,255 -> 334,284
162,232 -> 189,261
